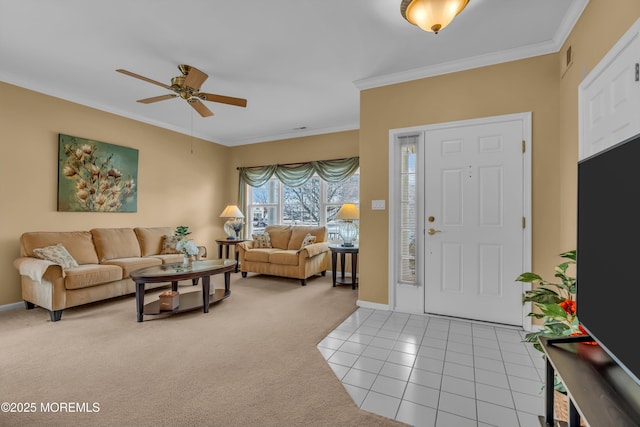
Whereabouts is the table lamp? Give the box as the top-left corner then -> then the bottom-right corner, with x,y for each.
219,205 -> 245,240
335,203 -> 359,247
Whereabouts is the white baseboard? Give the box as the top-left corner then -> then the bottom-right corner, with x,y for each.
356,300 -> 389,311
0,301 -> 24,312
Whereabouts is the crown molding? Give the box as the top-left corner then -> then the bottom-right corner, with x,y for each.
354,0 -> 589,91
228,123 -> 360,147
0,74 -> 230,144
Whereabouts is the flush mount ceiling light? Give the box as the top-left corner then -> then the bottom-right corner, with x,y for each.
400,0 -> 469,34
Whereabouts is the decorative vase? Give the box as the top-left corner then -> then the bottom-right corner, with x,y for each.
182,256 -> 192,266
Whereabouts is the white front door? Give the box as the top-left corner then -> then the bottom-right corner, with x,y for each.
423,117 -> 526,325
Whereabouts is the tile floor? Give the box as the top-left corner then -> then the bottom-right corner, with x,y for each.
317,308 -> 547,427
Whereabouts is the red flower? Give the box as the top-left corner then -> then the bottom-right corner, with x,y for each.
559,299 -> 576,315
571,324 -> 598,345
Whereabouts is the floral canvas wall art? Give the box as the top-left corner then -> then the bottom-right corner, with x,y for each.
57,134 -> 138,212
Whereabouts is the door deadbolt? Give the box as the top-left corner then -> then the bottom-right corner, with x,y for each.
427,228 -> 442,235
428,216 -> 435,223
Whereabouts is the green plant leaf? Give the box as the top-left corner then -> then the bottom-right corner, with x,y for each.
554,376 -> 567,393
515,272 -> 542,283
559,250 -> 576,261
537,302 -> 569,320
555,262 -> 570,275
523,287 -> 562,304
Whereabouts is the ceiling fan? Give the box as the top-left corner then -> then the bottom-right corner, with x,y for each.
116,64 -> 247,117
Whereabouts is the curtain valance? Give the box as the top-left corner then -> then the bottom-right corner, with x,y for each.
235,157 -> 359,238
238,157 -> 359,188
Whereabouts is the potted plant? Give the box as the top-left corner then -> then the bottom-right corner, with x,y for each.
174,226 -> 197,265
516,250 -> 587,353
516,250 -> 593,424
175,225 -> 191,238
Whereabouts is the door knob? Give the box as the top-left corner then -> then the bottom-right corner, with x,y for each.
427,228 -> 442,236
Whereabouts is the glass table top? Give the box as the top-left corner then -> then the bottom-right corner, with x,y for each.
131,259 -> 236,278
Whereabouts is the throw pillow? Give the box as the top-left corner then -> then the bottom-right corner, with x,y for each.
160,235 -> 181,254
33,243 -> 79,269
252,232 -> 272,248
300,233 -> 317,249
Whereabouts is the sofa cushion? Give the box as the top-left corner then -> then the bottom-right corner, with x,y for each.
147,254 -> 184,264
265,225 -> 291,250
33,243 -> 79,270
251,232 -> 272,248
288,226 -> 326,250
268,250 -> 300,266
134,227 -> 174,256
64,264 -> 123,290
101,257 -> 162,278
20,231 -> 100,265
91,228 -> 141,262
244,248 -> 279,263
300,233 -> 317,249
160,235 -> 181,254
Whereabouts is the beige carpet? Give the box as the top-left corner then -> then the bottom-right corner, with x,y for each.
0,273 -> 406,427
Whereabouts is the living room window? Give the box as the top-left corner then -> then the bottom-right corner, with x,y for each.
246,170 -> 359,240
239,158 -> 359,239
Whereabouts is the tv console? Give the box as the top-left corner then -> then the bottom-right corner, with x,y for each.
539,336 -> 640,427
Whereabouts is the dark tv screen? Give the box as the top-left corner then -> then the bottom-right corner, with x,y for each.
577,131 -> 640,386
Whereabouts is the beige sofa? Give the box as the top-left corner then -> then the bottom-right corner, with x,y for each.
237,225 -> 330,286
13,227 -> 206,321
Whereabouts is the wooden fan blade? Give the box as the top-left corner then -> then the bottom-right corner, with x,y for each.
116,69 -> 172,90
137,94 -> 178,104
188,98 -> 213,117
200,93 -> 247,108
183,66 -> 208,91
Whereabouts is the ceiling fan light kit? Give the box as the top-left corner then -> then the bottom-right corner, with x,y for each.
116,64 -> 247,118
400,0 -> 469,34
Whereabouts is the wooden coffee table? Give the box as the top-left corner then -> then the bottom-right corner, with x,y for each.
130,259 -> 236,322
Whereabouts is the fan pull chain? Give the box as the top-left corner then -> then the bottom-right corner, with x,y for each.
190,109 -> 194,155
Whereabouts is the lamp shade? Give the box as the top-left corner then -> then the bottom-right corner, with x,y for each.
219,205 -> 244,218
335,203 -> 359,221
400,0 -> 469,34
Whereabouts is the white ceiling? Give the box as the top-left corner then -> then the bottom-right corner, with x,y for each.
0,0 -> 587,147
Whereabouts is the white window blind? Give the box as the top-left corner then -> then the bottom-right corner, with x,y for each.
399,136 -> 418,284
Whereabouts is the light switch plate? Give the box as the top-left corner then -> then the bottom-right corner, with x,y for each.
372,200 -> 385,210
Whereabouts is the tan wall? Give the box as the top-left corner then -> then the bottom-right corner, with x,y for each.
228,130 -> 359,170
358,0 -> 640,305
0,82 -> 233,305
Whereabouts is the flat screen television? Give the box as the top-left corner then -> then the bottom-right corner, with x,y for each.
577,131 -> 640,387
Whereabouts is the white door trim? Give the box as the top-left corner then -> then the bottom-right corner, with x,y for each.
579,17 -> 640,160
388,112 -> 533,329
